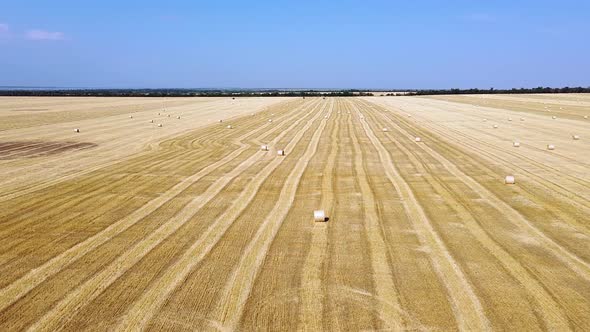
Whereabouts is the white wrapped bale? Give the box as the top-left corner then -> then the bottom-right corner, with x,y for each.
157,124 -> 163,127
261,145 -> 269,151
552,116 -> 557,119
505,176 -> 515,184
547,144 -> 555,150
277,150 -> 285,156
227,125 -> 233,129
513,142 -> 521,147
314,210 -> 326,222
382,128 -> 389,132
573,135 -> 580,140
493,124 -> 498,129
415,137 -> 422,142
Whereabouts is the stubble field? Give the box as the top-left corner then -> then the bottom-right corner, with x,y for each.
0,94 -> 589,331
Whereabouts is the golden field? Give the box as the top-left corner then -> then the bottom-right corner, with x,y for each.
0,94 -> 589,331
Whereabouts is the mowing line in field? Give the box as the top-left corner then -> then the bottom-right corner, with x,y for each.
343,104 -> 405,330
26,101 -> 325,332
368,101 -> 590,282
360,100 -> 572,330
369,101 -> 590,269
299,98 -> 337,331
0,100 -> 318,313
352,101 -> 491,331
212,102 -> 333,331
115,101 -> 329,331
0,99 -> 299,202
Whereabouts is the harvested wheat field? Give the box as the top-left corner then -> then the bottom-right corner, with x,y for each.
0,95 -> 589,331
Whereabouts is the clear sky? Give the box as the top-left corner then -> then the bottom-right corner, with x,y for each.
1,0 -> 589,89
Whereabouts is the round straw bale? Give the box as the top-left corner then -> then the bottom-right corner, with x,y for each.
313,210 -> 326,222
547,144 -> 555,150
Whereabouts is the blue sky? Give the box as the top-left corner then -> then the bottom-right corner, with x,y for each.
1,0 -> 589,89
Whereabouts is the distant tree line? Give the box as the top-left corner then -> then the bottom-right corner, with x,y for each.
405,86 -> 590,96
0,89 -> 374,97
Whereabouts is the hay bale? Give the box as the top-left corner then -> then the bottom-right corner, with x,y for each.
167,114 -> 170,117
483,118 -> 487,122
261,145 -> 269,151
277,149 -> 285,156
513,141 -> 520,147
219,119 -> 223,123
584,115 -> 588,119
547,144 -> 555,150
415,137 -> 422,142
508,117 -> 512,121
157,123 -> 163,127
227,125 -> 233,129
408,114 -> 412,117
520,117 -> 525,121
74,128 -> 80,133
129,115 -> 133,119
505,175 -> 515,184
314,210 -> 326,222
177,116 -> 181,119
552,116 -> 557,119
149,120 -> 154,123
268,119 -> 273,122
382,128 -> 389,132
573,135 -> 580,140
493,124 -> 498,129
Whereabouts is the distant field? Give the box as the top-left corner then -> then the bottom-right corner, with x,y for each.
0,95 -> 589,330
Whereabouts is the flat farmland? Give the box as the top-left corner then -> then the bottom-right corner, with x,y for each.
0,95 -> 589,330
